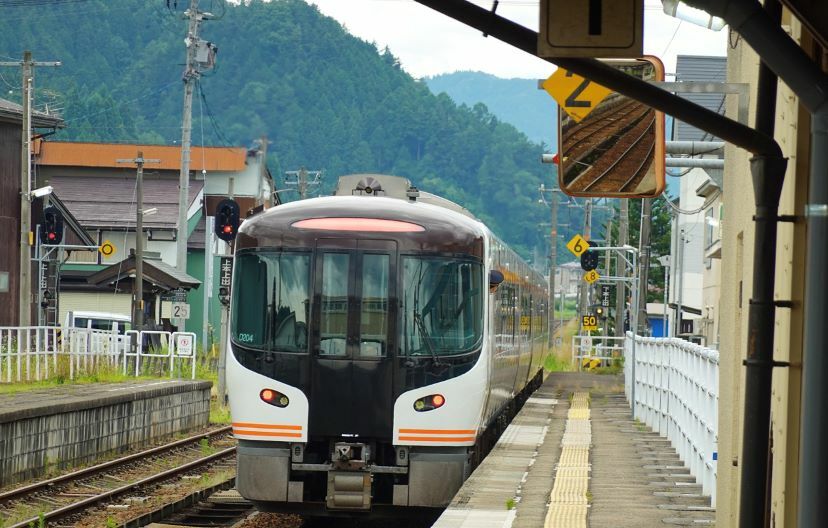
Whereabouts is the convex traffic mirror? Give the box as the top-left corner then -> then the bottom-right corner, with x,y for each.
548,56 -> 665,198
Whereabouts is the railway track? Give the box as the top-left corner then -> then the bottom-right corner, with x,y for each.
561,99 -> 648,166
0,426 -> 235,528
569,114 -> 656,194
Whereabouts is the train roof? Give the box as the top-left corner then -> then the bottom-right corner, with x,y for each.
236,195 -> 488,255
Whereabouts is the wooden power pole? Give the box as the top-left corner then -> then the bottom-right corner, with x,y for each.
0,51 -> 59,326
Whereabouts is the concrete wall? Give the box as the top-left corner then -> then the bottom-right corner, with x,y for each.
0,380 -> 211,486
715,13 -> 809,528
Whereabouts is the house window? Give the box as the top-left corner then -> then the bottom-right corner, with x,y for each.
0,272 -> 8,293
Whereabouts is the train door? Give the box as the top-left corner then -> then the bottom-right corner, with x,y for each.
309,239 -> 397,440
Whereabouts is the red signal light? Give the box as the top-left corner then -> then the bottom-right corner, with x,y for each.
552,153 -> 560,164
222,225 -> 233,234
48,232 -> 56,240
431,394 -> 445,408
261,389 -> 275,402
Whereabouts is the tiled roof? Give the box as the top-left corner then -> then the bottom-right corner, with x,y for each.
49,175 -> 203,230
0,97 -> 63,127
37,141 -> 247,171
87,255 -> 201,291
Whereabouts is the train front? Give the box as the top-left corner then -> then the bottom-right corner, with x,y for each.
226,194 -> 491,516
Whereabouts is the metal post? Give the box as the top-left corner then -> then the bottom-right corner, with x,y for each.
117,154 -> 160,334
203,216 -> 213,356
549,189 -> 558,340
675,229 -> 685,337
135,154 -> 144,332
578,198 -> 593,329
218,300 -> 229,404
636,198 -> 652,335
616,199 -> 628,336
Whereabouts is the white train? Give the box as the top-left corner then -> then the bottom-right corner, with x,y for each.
226,174 -> 548,515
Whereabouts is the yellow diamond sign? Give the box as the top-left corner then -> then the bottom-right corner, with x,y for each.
566,234 -> 589,257
584,269 -> 600,284
543,68 -> 612,123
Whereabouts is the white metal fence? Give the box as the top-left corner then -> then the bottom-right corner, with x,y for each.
625,334 -> 719,506
0,326 -> 198,382
571,334 -> 625,369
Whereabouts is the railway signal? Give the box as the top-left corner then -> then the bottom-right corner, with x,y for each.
215,199 -> 240,242
580,241 -> 599,271
40,206 -> 64,245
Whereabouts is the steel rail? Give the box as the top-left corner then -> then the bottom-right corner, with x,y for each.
579,117 -> 655,192
7,446 -> 237,528
0,425 -> 231,504
619,140 -> 656,193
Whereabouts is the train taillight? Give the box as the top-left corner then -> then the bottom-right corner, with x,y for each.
260,388 -> 289,408
413,394 -> 446,412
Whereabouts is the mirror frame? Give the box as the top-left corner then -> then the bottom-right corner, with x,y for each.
556,56 -> 666,199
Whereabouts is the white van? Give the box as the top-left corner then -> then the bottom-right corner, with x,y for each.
64,311 -> 132,334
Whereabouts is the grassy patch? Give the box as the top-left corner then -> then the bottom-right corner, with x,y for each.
543,354 -> 571,372
592,358 -> 624,375
505,498 -> 516,510
210,399 -> 232,424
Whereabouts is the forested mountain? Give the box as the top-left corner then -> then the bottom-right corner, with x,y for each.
0,0 -> 586,261
426,71 -> 558,148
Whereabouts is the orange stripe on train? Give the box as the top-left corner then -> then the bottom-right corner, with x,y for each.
233,429 -> 303,438
398,429 -> 476,435
398,436 -> 476,442
231,422 -> 302,430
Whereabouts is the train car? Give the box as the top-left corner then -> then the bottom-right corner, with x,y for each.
226,174 -> 548,516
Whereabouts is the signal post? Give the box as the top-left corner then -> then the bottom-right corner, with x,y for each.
214,198 -> 240,404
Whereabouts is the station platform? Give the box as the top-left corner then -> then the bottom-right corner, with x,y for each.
0,379 -> 212,486
433,372 -> 716,528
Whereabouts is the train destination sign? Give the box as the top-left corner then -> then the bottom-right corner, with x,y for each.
543,68 -> 612,123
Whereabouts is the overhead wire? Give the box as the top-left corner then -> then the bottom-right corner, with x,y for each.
661,189 -> 721,216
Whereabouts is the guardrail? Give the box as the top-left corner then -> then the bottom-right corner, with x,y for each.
625,334 -> 719,506
0,326 -> 198,382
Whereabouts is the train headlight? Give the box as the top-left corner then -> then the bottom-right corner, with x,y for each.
260,388 -> 290,408
413,394 -> 446,412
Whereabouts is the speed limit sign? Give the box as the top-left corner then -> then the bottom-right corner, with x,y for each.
582,314 -> 598,331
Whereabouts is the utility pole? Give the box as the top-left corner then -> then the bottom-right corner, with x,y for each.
117,153 -> 160,334
176,0 -> 201,276
636,198 -> 653,335
0,51 -> 60,326
284,168 -> 323,199
539,183 -> 558,342
616,199 -> 629,336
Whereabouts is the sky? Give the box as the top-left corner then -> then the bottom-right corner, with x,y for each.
305,0 -> 728,80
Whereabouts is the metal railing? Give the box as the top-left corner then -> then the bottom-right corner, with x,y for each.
571,334 -> 625,369
625,334 -> 719,506
0,326 -> 198,382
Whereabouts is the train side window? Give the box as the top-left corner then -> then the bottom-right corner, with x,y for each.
320,253 -> 349,356
359,254 -> 389,357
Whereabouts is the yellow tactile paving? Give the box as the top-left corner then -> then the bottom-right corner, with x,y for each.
545,504 -> 589,528
545,391 -> 591,528
557,446 -> 590,467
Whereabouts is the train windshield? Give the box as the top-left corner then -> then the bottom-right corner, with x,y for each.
231,251 -> 311,352
401,256 -> 483,356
